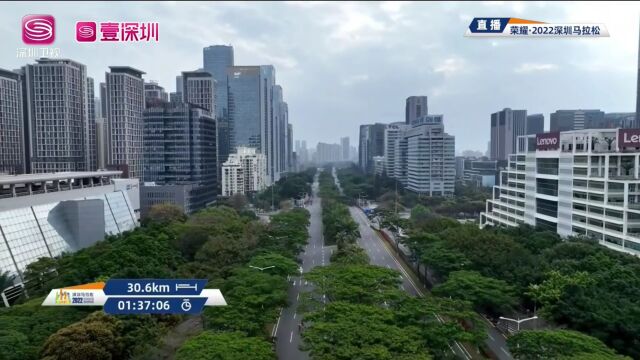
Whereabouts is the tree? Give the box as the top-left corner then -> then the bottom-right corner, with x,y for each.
41,312 -> 124,360
302,302 -> 432,360
420,242 -> 468,280
304,264 -> 403,306
392,296 -> 486,357
144,203 -> 186,225
330,244 -> 369,265
248,252 -> 298,277
432,271 -> 517,316
227,193 -> 248,212
0,270 -> 15,292
410,204 -> 433,226
22,257 -> 58,294
526,270 -> 592,312
176,331 -> 275,360
507,330 -> 628,359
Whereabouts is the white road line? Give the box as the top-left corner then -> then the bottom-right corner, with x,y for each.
488,333 -> 494,341
293,312 -> 297,319
501,347 -> 509,355
290,331 -> 294,343
272,308 -> 283,337
296,293 -> 299,301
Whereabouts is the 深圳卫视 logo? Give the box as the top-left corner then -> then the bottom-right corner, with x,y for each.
22,14 -> 55,44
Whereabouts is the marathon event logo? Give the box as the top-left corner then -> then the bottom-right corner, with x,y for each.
536,132 -> 560,151
42,280 -> 226,315
618,129 -> 640,149
465,18 -> 610,38
22,14 -> 55,44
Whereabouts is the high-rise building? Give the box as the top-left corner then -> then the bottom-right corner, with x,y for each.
359,123 -> 387,173
604,112 -> 636,129
287,123 -> 294,172
221,156 -> 243,197
203,45 -> 234,170
384,123 -> 410,177
0,68 -> 25,175
405,96 -> 428,124
227,65 -> 280,183
99,82 -> 107,120
175,75 -> 183,99
95,118 -> 107,169
404,117 -> 455,196
550,110 -> 605,132
86,77 -> 97,171
221,147 -> 267,197
373,156 -> 385,176
316,143 -> 342,163
341,137 -> 350,161
203,45 -> 234,120
144,81 -> 168,107
142,101 -> 217,214
490,108 -> 527,161
23,58 -> 93,173
181,70 -> 215,115
105,66 -> 145,179
481,128 -> 640,256
526,113 -> 545,134
273,85 -> 286,177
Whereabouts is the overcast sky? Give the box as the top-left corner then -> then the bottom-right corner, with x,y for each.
1,1 -> 639,152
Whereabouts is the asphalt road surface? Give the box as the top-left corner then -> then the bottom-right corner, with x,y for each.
350,207 -> 513,360
275,174 -> 330,360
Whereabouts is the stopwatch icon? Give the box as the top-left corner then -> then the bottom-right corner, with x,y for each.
181,299 -> 192,312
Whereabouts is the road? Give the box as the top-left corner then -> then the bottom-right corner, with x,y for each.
350,207 -> 513,360
275,173 -> 330,360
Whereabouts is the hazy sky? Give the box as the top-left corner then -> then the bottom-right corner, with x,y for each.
1,1 -> 639,152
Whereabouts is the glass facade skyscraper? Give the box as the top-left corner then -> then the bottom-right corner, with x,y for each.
203,45 -> 234,120
143,102 -> 217,212
227,66 -> 263,150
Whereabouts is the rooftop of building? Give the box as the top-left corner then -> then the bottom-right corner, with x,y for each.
0,171 -> 122,186
109,66 -> 145,77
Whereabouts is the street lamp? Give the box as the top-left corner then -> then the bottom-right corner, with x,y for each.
249,265 -> 276,271
499,315 -> 538,332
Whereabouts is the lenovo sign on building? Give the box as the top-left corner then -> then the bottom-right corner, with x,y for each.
536,132 -> 560,151
618,129 -> 640,149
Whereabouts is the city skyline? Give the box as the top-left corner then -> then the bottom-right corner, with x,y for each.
1,2 -> 638,152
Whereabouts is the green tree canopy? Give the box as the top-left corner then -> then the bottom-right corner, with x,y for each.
507,330 -> 628,360
432,270 -> 517,316
176,331 -> 275,360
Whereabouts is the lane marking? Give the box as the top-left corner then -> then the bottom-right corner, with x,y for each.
501,347 -> 509,356
290,331 -> 294,343
272,307 -> 283,337
293,312 -> 297,319
296,293 -> 299,301
488,333 -> 494,341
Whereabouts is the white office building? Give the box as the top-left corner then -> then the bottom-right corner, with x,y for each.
221,147 -> 267,196
0,171 -> 140,279
373,156 -> 385,176
480,128 -> 640,256
384,123 -> 410,178
405,119 -> 456,196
